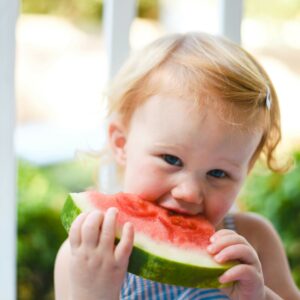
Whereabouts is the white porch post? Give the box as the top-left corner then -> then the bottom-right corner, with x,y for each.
100,0 -> 136,193
103,0 -> 136,80
218,0 -> 244,44
0,0 -> 19,299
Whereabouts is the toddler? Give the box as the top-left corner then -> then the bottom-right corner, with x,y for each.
54,32 -> 300,300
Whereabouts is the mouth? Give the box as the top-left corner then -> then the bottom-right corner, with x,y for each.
164,206 -> 196,216
157,198 -> 203,216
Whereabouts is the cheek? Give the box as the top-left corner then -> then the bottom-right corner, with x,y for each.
207,187 -> 240,225
209,201 -> 233,225
123,161 -> 166,201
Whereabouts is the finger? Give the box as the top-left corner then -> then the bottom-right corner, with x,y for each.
207,234 -> 249,255
99,207 -> 118,251
210,229 -> 236,242
214,244 -> 260,267
115,222 -> 134,265
81,210 -> 104,248
69,212 -> 89,248
219,263 -> 261,286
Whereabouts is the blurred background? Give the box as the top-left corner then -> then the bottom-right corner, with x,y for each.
16,0 -> 300,299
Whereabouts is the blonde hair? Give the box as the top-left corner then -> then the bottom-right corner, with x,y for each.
106,32 -> 286,172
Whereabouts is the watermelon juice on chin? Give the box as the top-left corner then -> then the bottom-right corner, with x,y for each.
61,190 -> 233,288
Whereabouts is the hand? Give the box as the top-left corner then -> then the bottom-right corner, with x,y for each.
207,229 -> 265,300
68,208 -> 134,300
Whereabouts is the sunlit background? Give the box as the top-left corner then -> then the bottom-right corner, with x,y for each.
16,0 -> 300,299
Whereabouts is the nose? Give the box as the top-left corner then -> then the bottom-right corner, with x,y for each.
171,175 -> 203,205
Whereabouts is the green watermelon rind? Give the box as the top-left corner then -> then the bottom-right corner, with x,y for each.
127,246 -> 229,288
61,194 -> 233,288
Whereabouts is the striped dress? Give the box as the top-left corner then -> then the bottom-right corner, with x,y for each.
120,215 -> 236,300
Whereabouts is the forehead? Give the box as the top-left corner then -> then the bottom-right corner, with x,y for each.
131,94 -> 262,141
129,94 -> 202,131
131,92 -> 262,133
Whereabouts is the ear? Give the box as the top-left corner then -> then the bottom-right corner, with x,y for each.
108,121 -> 127,165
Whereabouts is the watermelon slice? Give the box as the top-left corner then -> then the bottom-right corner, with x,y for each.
61,191 -> 233,288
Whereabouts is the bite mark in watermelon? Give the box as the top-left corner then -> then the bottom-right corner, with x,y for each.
61,191 -> 233,288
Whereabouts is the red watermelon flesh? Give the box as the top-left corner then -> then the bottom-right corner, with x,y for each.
88,191 -> 214,251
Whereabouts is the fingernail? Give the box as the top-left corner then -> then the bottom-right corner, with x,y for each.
207,245 -> 214,253
108,207 -> 118,214
125,222 -> 133,230
215,254 -> 223,262
218,275 -> 225,283
91,210 -> 101,216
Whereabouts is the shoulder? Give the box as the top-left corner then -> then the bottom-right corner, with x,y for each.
232,212 -> 276,250
54,239 -> 71,300
232,211 -> 286,260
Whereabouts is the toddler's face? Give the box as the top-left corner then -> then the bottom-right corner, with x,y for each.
109,95 -> 262,226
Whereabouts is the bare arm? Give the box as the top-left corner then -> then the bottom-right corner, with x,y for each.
235,212 -> 300,300
54,240 -> 71,300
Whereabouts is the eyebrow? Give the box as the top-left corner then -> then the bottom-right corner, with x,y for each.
154,142 -> 187,151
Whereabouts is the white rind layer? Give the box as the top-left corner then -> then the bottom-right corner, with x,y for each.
71,192 -> 223,269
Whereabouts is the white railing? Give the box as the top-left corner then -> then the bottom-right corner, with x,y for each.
0,0 -> 19,299
104,0 -> 136,80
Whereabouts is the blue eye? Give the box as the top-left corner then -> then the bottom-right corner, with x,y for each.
162,154 -> 183,167
208,169 -> 227,178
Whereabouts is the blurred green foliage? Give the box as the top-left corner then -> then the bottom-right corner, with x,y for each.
21,0 -> 159,25
240,151 -> 300,287
18,159 -> 95,300
138,0 -> 159,19
21,0 -> 103,25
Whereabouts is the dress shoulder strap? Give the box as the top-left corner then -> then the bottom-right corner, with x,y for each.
223,214 -> 237,232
